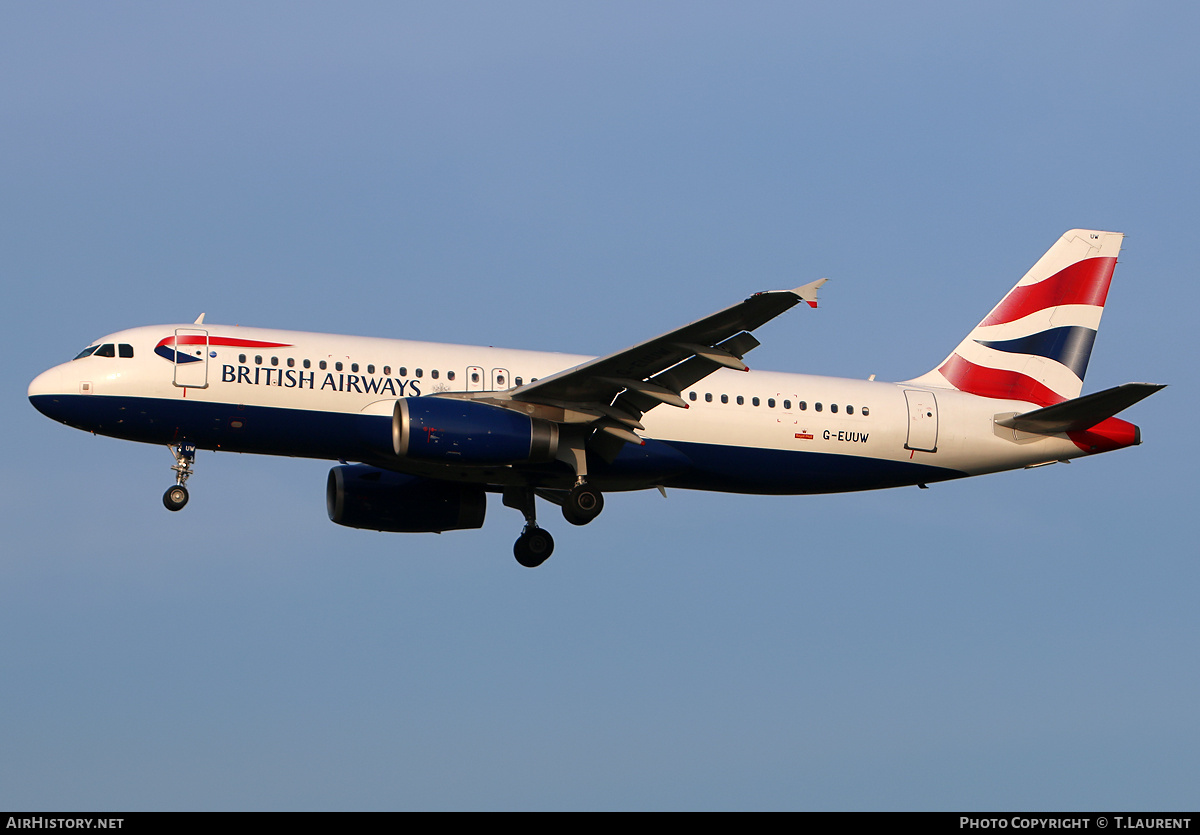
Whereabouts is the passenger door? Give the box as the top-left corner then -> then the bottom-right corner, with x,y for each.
172,328 -> 210,388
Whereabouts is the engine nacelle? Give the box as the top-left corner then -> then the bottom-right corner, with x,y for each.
392,397 -> 558,465
326,465 -> 486,533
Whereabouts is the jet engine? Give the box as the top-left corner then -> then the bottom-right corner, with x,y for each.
326,465 -> 486,533
391,397 -> 558,465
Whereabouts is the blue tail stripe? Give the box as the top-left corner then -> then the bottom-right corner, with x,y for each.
975,325 -> 1097,380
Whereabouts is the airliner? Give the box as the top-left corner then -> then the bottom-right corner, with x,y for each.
28,229 -> 1162,567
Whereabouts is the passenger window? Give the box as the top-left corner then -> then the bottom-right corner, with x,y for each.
831,403 -> 838,414
118,344 -> 134,358
783,400 -> 790,410
255,355 -> 262,365
768,398 -> 775,408
287,358 -> 295,368
862,407 -> 870,417
432,370 -> 440,380
367,365 -> 374,374
448,371 -> 456,381
815,402 -> 823,412
94,344 -> 115,358
471,372 -> 480,383
415,368 -> 423,378
753,397 -> 760,407
271,356 -> 279,366
720,394 -> 728,404
799,401 -> 807,411
239,354 -> 247,364
846,405 -> 854,415
399,367 -> 407,376
383,366 -> 391,375
351,363 -> 358,373
73,346 -> 98,360
319,361 -> 327,370
736,395 -> 744,405
705,393 -> 713,403
689,391 -> 697,401
303,359 -> 311,369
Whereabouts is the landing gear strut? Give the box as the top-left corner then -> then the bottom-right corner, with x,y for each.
504,487 -> 554,568
163,442 -> 196,512
556,440 -> 605,526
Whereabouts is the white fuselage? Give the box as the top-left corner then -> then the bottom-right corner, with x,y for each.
29,322 -> 1104,496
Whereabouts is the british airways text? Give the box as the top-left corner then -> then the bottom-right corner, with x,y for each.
221,365 -> 422,396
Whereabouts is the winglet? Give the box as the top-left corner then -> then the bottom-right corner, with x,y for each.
194,313 -> 206,325
792,278 -> 828,309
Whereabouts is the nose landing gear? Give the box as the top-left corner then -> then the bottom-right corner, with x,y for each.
163,442 -> 196,512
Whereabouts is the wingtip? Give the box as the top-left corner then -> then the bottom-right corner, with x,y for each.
792,278 -> 829,307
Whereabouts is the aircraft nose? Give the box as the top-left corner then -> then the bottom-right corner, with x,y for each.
29,366 -> 63,397
28,366 -> 67,419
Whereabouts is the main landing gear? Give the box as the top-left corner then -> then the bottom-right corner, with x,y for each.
503,477 -> 607,568
562,480 -> 604,526
505,438 -> 608,567
514,525 -> 555,569
504,487 -> 555,568
555,442 -> 605,527
162,442 -> 196,512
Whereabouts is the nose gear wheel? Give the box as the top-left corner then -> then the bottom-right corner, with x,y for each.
164,442 -> 196,512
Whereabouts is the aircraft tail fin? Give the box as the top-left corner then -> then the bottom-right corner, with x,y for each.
908,229 -> 1123,406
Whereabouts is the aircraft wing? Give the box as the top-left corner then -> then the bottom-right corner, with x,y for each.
508,279 -> 827,445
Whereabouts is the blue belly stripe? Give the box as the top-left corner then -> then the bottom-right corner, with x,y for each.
30,394 -> 965,495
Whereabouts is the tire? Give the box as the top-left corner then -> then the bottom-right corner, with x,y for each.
514,528 -> 554,567
163,485 -> 189,511
563,483 -> 604,526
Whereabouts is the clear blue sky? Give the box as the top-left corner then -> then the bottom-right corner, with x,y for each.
2,2 -> 1195,810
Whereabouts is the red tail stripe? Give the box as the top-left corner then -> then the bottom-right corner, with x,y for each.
981,257 -> 1117,327
939,354 -> 1065,407
1067,417 -> 1139,454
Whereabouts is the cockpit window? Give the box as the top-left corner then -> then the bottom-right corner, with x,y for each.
73,345 -> 99,360
118,344 -> 134,358
93,344 -> 116,358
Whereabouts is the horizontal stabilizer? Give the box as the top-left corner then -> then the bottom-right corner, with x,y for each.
996,382 -> 1165,434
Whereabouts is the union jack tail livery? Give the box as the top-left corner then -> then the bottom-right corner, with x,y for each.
911,229 -> 1122,407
